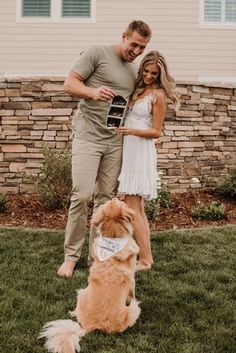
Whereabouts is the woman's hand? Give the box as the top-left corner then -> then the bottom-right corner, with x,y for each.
115,127 -> 135,135
116,126 -> 160,139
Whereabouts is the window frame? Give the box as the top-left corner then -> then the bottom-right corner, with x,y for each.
199,0 -> 236,29
16,0 -> 96,23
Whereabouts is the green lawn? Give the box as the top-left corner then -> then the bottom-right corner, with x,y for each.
0,225 -> 235,353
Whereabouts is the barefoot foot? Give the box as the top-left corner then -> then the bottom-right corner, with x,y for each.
57,261 -> 76,277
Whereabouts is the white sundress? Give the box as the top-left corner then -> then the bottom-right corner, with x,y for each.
118,94 -> 159,200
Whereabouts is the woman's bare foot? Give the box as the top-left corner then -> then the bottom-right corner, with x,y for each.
136,261 -> 152,272
57,261 -> 76,277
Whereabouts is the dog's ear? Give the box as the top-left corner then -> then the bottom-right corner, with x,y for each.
122,205 -> 136,224
91,206 -> 104,227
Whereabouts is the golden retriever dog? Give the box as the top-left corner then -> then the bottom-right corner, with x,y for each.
39,198 -> 141,353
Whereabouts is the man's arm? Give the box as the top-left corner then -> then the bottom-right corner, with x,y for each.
63,70 -> 116,101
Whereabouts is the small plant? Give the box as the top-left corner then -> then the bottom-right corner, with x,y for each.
37,148 -> 72,210
191,201 -> 226,221
157,184 -> 174,208
216,169 -> 236,200
144,197 -> 160,222
144,184 -> 174,222
0,193 -> 7,213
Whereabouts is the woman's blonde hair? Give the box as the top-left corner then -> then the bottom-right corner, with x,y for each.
131,50 -> 179,109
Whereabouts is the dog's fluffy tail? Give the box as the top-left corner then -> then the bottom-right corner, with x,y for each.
39,319 -> 86,353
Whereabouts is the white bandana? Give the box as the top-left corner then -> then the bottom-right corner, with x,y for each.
97,236 -> 129,262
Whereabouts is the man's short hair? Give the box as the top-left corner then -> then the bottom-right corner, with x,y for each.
125,20 -> 152,38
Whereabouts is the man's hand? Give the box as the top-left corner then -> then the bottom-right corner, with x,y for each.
92,86 -> 116,101
64,71 -> 116,101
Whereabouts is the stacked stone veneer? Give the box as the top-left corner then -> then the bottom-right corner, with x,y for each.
0,76 -> 235,194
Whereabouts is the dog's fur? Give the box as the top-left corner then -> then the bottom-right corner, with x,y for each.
39,198 -> 140,353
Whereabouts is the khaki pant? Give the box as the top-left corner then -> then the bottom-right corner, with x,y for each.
64,138 -> 122,263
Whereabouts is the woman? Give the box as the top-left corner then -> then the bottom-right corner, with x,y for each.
116,50 -> 178,271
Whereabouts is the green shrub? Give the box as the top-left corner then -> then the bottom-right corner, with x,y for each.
0,193 -> 7,213
144,184 -> 173,222
157,184 -> 174,208
191,201 -> 226,220
37,148 -> 72,210
216,169 -> 236,200
144,198 -> 160,222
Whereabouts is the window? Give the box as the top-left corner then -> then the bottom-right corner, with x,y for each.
22,0 -> 51,17
200,0 -> 236,27
16,0 -> 95,22
62,0 -> 90,17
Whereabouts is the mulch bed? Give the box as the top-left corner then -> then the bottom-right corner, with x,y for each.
0,190 -> 235,231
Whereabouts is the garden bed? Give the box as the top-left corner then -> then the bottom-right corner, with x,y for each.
0,190 -> 235,230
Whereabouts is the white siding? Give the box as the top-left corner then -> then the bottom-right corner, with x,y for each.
0,0 -> 236,81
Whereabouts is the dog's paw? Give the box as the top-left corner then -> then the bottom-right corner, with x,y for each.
69,310 -> 77,318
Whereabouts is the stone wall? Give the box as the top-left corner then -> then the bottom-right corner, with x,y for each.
0,76 -> 235,194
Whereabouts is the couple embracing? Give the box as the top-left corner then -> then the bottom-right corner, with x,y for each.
57,20 -> 178,278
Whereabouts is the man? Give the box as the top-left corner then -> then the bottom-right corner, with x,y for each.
58,20 -> 152,277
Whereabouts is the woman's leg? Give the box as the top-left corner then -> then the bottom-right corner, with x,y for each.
124,195 -> 152,270
140,198 -> 153,265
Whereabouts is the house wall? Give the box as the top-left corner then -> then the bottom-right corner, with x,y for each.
0,76 -> 235,194
0,1 -> 236,81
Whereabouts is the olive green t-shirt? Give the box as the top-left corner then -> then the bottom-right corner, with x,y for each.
72,45 -> 137,145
